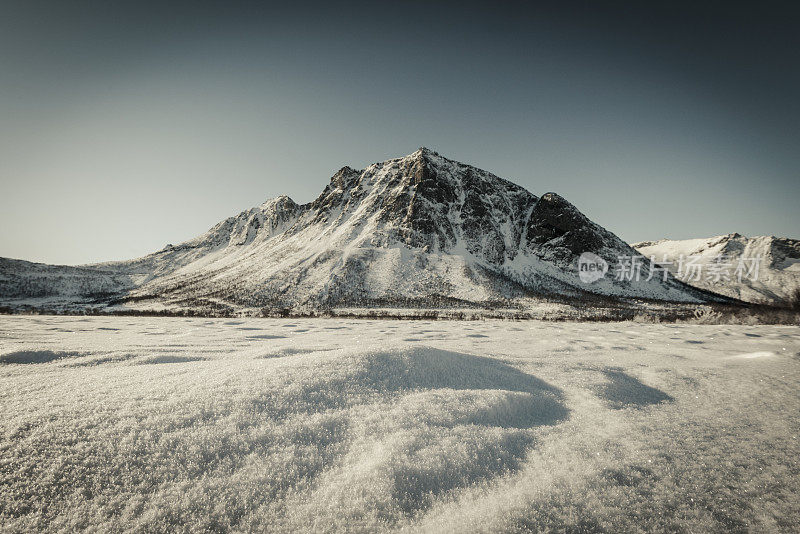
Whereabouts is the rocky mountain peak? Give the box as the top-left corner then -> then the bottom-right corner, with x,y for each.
260,195 -> 298,211
328,166 -> 361,190
410,146 -> 439,160
525,192 -> 608,255
0,148 -> 728,312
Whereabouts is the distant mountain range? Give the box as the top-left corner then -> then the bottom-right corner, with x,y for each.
633,234 -> 800,305
0,148 -> 737,315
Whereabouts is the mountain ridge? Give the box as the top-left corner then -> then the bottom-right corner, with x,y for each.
633,234 -> 800,305
0,148 -> 730,314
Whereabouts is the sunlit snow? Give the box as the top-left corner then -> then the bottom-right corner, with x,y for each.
1,316 -> 798,531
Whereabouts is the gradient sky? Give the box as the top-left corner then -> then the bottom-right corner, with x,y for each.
2,1 -> 798,265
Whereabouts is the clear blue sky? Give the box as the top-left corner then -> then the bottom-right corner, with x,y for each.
2,1 -> 798,265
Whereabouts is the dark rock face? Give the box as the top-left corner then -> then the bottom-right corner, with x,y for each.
305,147 -> 538,258
397,152 -> 459,250
311,148 -> 541,264
524,192 -> 622,263
401,151 -> 537,264
766,237 -> 800,268
286,148 -> 654,273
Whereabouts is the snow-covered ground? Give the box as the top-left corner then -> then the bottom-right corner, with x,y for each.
1,316 -> 799,532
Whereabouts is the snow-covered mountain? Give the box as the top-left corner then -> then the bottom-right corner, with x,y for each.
1,148 -> 725,314
633,234 -> 800,305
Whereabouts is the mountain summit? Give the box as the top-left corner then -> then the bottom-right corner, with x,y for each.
1,149 -> 723,313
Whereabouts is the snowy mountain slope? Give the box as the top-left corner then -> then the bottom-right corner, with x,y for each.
633,234 -> 800,305
0,196 -> 304,307
95,195 -> 304,280
119,148 -> 719,310
1,148 -> 726,313
0,257 -> 136,302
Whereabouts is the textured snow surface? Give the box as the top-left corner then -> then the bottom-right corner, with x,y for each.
634,234 -> 800,305
1,316 -> 799,532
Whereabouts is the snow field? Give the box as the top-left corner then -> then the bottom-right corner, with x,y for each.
0,316 -> 798,532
